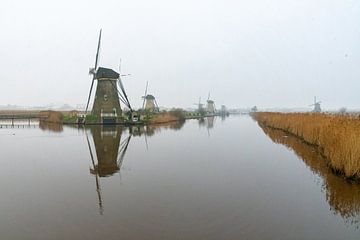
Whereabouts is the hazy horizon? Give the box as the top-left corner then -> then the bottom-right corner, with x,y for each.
1,0 -> 359,109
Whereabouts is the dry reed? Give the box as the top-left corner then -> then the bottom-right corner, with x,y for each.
252,112 -> 360,179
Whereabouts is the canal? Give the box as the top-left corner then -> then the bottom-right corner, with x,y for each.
0,116 -> 359,239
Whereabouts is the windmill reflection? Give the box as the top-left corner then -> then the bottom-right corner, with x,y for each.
196,116 -> 216,136
207,116 -> 215,129
89,126 -> 129,177
85,121 -> 185,214
259,124 -> 360,228
85,126 -> 130,214
197,116 -> 215,129
198,117 -> 206,127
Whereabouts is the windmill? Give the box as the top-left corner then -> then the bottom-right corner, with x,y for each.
309,96 -> 321,113
84,29 -> 132,124
220,105 -> 229,116
206,92 -> 216,114
141,82 -> 159,112
193,97 -> 204,112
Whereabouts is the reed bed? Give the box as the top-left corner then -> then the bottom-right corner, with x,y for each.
252,112 -> 360,179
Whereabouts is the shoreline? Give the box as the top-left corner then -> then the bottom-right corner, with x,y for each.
252,112 -> 360,181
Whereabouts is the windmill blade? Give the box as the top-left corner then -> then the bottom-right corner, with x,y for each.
117,135 -> 132,167
142,81 -> 148,109
118,78 -> 132,111
142,97 -> 146,110
116,59 -> 133,110
154,99 -> 159,110
85,129 -> 96,168
94,29 -> 102,71
144,132 -> 149,151
85,76 -> 96,114
85,129 -> 103,214
85,29 -> 102,114
110,80 -> 127,105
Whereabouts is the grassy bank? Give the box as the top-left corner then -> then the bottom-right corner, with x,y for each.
252,112 -> 360,179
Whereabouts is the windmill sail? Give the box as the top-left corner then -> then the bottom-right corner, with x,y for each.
85,29 -> 102,114
142,82 -> 148,109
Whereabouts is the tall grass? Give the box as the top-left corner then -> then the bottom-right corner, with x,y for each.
252,112 -> 360,179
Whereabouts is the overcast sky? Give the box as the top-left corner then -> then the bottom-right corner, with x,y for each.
1,0 -> 359,109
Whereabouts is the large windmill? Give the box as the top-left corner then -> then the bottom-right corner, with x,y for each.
141,82 -> 159,112
206,92 -> 216,114
309,96 -> 321,113
84,29 -> 132,124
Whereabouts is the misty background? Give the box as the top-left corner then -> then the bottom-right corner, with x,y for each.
1,0 -> 359,110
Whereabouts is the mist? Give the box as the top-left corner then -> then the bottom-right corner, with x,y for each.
1,0 -> 359,109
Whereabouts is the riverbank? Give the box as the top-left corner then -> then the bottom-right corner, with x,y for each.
252,112 -> 360,180
258,124 -> 360,220
1,109 -> 224,127
62,109 -> 187,125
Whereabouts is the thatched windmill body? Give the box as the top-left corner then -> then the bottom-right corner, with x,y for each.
141,82 -> 159,112
206,93 -> 216,114
309,96 -> 321,113
193,97 -> 204,112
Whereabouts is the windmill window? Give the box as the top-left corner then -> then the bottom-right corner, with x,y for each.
104,94 -> 108,101
113,108 -> 116,114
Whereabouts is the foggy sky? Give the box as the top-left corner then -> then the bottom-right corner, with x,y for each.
1,0 -> 359,109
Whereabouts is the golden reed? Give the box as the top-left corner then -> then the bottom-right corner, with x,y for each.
252,112 -> 360,179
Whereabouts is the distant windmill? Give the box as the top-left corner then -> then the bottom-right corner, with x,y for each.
309,96 -> 321,113
141,82 -> 159,112
220,105 -> 229,116
206,92 -> 216,114
193,97 -> 204,112
84,29 -> 132,124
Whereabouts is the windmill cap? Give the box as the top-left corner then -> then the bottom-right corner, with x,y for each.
96,67 -> 119,79
145,94 -> 155,100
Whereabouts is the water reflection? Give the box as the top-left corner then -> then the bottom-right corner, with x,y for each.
85,121 -> 185,214
89,126 -> 126,177
259,123 -> 360,227
207,116 -> 215,129
196,116 -> 215,129
39,121 -> 63,132
130,120 -> 185,137
198,117 -> 206,127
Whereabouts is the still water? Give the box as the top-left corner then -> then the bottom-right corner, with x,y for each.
1,116 -> 360,239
